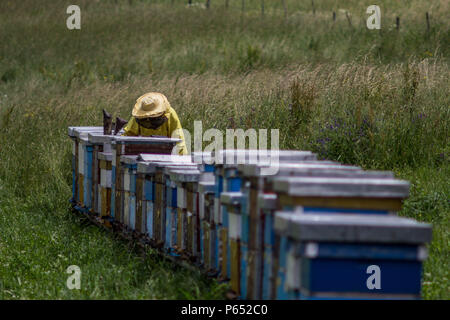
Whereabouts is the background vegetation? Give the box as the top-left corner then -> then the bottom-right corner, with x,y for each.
0,0 -> 448,299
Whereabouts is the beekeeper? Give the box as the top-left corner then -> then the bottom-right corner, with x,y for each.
122,92 -> 188,155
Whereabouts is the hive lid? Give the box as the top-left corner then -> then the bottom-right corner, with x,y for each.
264,169 -> 394,182
163,165 -> 199,175
87,133 -> 116,144
112,136 -> 181,144
274,212 -> 432,244
168,169 -> 201,182
120,155 -> 139,165
150,161 -> 195,169
272,177 -> 410,198
76,128 -> 104,139
211,149 -> 317,167
137,160 -> 195,174
68,126 -> 103,138
137,154 -> 192,163
240,162 -> 361,177
220,192 -> 244,205
98,152 -> 112,161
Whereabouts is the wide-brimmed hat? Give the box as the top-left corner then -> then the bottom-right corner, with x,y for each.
132,92 -> 170,119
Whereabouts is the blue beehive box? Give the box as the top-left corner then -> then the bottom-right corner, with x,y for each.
120,155 -> 139,230
164,165 -> 198,251
220,191 -> 244,296
190,152 -> 215,263
273,212 -> 432,300
110,136 -> 181,227
87,133 -> 116,217
164,171 -> 178,252
213,150 -> 319,295
79,137 -> 94,211
257,193 -> 278,300
197,181 -> 215,267
238,162 -> 364,299
168,168 -> 200,257
82,131 -> 124,216
137,161 -> 156,239
238,162 -> 408,300
241,163 -> 367,300
135,154 -> 192,244
272,175 -> 410,214
68,127 -> 103,209
97,151 -> 113,218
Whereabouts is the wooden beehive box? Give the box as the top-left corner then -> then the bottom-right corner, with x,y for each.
273,212 -> 432,300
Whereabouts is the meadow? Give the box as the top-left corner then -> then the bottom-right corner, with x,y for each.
0,0 -> 448,299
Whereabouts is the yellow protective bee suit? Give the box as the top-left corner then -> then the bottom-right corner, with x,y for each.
122,106 -> 188,155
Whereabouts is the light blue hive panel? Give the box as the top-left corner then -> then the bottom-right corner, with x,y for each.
274,212 -> 432,299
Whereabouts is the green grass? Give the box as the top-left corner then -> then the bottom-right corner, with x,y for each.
395,166 -> 449,299
0,186 -> 228,299
0,0 -> 448,299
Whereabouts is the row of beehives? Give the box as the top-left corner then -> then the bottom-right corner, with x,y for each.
68,126 -> 432,300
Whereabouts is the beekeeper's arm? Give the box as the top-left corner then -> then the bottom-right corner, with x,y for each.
168,108 -> 188,155
122,117 -> 139,136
